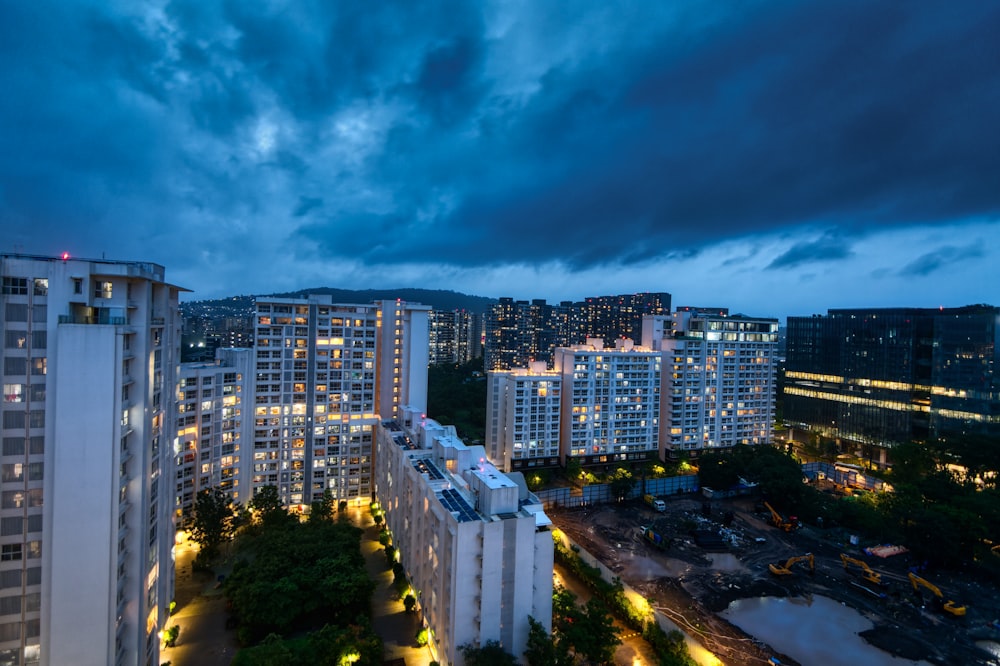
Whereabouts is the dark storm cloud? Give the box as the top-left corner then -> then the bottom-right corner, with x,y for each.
899,243 -> 984,277
2,0 -> 998,285
293,197 -> 324,218
767,233 -> 853,270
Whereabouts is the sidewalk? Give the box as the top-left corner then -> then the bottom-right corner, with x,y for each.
359,515 -> 434,665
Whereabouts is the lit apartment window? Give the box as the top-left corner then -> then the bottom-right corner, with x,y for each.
94,281 -> 113,299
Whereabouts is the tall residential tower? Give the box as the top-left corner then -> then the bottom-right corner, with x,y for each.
1,254 -> 181,666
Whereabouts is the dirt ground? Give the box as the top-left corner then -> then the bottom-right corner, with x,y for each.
548,494 -> 1000,666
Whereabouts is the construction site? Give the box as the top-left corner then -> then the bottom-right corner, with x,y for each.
549,493 -> 1000,666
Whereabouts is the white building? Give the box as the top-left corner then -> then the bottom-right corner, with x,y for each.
553,338 -> 662,466
375,411 -> 553,666
251,296 -> 428,508
1,253 -> 182,666
174,348 -> 253,519
485,361 -> 562,472
376,300 -> 430,423
643,309 -> 778,459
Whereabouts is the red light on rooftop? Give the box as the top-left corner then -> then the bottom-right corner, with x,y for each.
61,252 -> 70,261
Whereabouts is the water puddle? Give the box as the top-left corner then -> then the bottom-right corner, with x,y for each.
706,553 -> 747,572
721,595 -> 931,666
976,641 -> 1000,665
619,553 -> 691,580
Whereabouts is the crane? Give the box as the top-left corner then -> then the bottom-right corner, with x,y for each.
763,501 -> 797,532
840,554 -> 884,586
769,553 -> 815,576
908,573 -> 966,617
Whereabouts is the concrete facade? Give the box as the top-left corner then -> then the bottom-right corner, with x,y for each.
1,254 -> 181,666
553,338 -> 662,466
486,362 -> 562,472
375,412 -> 553,666
174,349 -> 254,519
250,296 -> 428,508
644,310 -> 778,459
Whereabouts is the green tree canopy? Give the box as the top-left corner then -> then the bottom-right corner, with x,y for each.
460,639 -> 518,666
187,487 -> 236,558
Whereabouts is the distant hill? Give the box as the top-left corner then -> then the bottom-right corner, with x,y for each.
181,288 -> 495,316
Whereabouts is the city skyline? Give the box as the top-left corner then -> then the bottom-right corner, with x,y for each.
2,2 -> 999,319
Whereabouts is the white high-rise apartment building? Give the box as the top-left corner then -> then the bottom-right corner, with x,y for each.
375,411 -> 553,666
486,361 -> 562,472
553,338 -> 662,465
377,300 -> 430,423
174,348 -> 253,519
643,309 -> 778,458
1,254 -> 181,666
251,296 -> 428,508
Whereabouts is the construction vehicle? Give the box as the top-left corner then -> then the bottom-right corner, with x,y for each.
769,553 -> 814,576
641,526 -> 671,550
644,494 -> 666,512
840,554 -> 885,586
908,573 -> 966,617
763,501 -> 798,532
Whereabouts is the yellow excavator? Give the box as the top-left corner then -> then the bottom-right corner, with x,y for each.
769,553 -> 814,576
840,554 -> 884,585
764,501 -> 797,532
908,573 -> 966,617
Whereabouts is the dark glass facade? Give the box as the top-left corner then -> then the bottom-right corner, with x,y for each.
785,306 -> 1000,449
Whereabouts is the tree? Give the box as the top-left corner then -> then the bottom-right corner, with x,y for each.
564,458 -> 582,484
250,485 -> 291,527
607,467 -> 636,502
460,640 -> 518,666
187,488 -> 236,559
524,616 -> 572,666
572,598 -> 621,665
403,593 -> 416,613
309,490 -> 335,524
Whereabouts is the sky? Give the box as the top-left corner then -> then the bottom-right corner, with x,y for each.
1,1 -> 998,320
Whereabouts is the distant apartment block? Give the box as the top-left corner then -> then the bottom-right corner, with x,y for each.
174,348 -> 253,518
484,293 -> 671,371
554,338 -> 662,465
785,306 -> 1000,464
375,412 -> 553,666
644,309 -> 778,460
251,296 -> 428,508
572,292 -> 671,346
486,362 -> 562,472
429,309 -> 480,366
1,253 -> 181,666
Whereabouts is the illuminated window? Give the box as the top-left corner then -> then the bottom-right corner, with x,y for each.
94,281 -> 113,299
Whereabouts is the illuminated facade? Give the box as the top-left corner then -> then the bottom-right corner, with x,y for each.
174,349 -> 253,519
486,362 -> 562,472
644,310 -> 778,459
553,339 -> 662,465
1,254 -> 181,666
251,296 -> 428,507
484,293 -> 671,372
374,412 -> 553,666
785,306 -> 1000,462
428,310 -> 479,366
572,292 -> 672,346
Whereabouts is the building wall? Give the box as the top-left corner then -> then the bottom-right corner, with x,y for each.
485,363 -> 561,472
554,340 -> 662,466
1,254 -> 180,666
785,306 -> 1000,452
175,349 -> 253,517
251,297 -> 428,508
375,416 -> 553,665
653,312 -> 778,458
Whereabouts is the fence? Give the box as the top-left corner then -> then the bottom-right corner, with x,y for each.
535,474 -> 699,509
